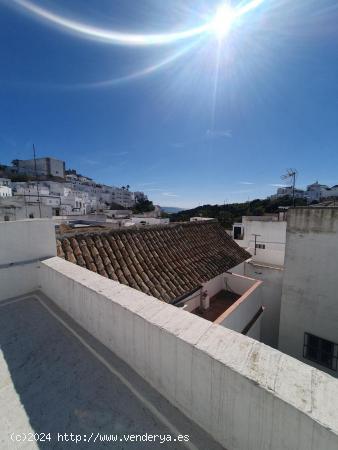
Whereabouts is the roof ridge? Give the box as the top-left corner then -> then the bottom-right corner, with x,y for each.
57,220 -> 250,302
57,219 -> 220,239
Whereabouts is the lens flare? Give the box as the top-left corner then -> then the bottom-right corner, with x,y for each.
210,4 -> 236,38
11,0 -> 266,47
11,0 -> 209,46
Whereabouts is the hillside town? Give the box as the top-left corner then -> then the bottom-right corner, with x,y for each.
270,181 -> 338,202
0,156 -> 169,226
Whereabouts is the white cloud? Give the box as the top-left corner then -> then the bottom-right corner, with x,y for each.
135,181 -> 158,187
111,151 -> 129,156
82,158 -> 100,165
162,192 -> 179,197
227,189 -> 252,194
269,184 -> 290,187
170,142 -> 185,148
206,129 -> 232,139
239,181 -> 254,185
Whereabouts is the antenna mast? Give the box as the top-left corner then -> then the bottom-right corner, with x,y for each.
33,144 -> 42,218
282,168 -> 298,208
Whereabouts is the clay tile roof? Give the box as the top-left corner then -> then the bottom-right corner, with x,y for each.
56,221 -> 251,303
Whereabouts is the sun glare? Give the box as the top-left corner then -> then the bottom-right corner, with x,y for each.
211,3 -> 236,38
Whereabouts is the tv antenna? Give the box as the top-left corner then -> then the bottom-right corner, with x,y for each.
281,168 -> 297,208
33,144 -> 42,218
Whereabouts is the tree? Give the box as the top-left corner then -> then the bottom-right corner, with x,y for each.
133,199 -> 155,214
170,196 -> 308,228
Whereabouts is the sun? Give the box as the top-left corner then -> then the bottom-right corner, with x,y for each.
210,3 -> 236,38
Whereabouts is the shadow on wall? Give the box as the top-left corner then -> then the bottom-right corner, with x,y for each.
0,296 -> 223,450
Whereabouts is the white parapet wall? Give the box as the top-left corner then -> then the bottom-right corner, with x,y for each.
38,257 -> 338,450
279,208 -> 338,375
0,219 -> 56,301
217,273 -> 263,339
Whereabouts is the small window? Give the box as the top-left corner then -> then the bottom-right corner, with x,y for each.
304,333 -> 338,371
29,213 -> 34,219
234,226 -> 243,240
4,215 -> 9,221
256,243 -> 266,249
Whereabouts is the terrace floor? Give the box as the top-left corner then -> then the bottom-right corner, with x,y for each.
0,294 -> 224,450
192,290 -> 240,323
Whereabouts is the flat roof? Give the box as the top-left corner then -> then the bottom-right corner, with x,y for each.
192,290 -> 240,322
0,294 -> 223,450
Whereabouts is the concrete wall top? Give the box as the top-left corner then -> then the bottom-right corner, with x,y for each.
279,207 -> 338,375
288,207 -> 338,233
0,219 -> 56,265
40,257 -> 338,447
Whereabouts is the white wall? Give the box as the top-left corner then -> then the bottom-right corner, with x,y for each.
49,158 -> 65,177
0,219 -> 56,300
126,217 -> 170,226
203,273 -> 225,297
180,291 -> 201,312
243,261 -> 284,349
38,257 -> 338,450
0,186 -> 12,197
182,272 -> 263,339
235,218 -> 286,266
279,208 -> 338,377
218,274 -> 262,336
0,263 -> 38,301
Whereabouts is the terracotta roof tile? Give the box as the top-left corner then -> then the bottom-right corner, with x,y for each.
57,222 -> 250,303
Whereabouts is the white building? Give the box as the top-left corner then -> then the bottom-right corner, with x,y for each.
279,207 -> 338,377
272,186 -> 306,199
190,217 -> 214,222
111,187 -> 135,208
0,177 -> 12,197
5,161 -> 146,214
306,181 -> 330,202
233,213 -> 287,266
270,181 -> 338,203
0,186 -> 12,197
125,217 -> 170,227
0,197 -> 53,221
13,157 -> 65,178
134,191 -> 148,202
232,213 -> 287,349
320,184 -> 338,199
12,181 -> 94,216
0,177 -> 11,187
65,173 -> 136,209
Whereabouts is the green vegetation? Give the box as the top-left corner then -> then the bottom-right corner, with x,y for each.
6,173 -> 32,182
133,199 -> 155,214
170,196 -> 308,228
109,202 -> 126,210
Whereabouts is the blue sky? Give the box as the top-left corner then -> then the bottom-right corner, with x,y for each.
0,0 -> 338,208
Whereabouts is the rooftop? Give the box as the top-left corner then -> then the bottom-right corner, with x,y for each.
2,219 -> 338,450
0,293 -> 222,450
192,290 -> 240,322
56,221 -> 250,303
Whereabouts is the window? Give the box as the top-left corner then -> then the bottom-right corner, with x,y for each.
4,215 -> 9,221
29,213 -> 34,219
233,226 -> 243,240
303,333 -> 338,371
256,243 -> 266,249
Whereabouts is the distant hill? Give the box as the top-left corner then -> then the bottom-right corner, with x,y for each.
169,196 -> 308,228
161,206 -> 185,214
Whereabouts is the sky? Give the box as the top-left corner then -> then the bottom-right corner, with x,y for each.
0,0 -> 338,208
